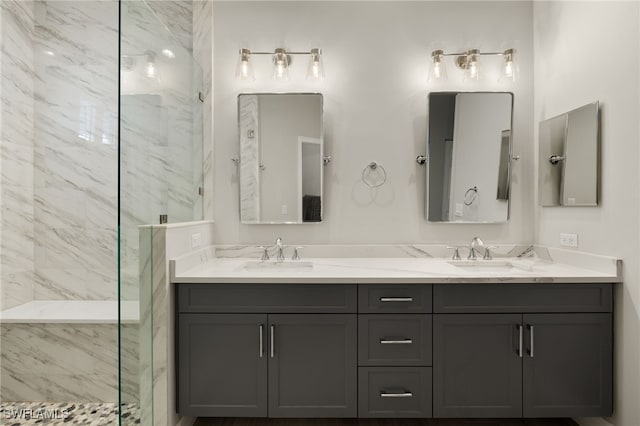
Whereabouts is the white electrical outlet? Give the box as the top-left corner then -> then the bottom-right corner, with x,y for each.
559,233 -> 578,248
281,204 -> 288,214
191,233 -> 201,248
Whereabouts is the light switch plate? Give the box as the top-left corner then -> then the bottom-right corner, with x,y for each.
559,233 -> 578,248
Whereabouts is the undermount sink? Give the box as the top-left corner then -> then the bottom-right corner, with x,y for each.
447,259 -> 516,274
243,260 -> 314,272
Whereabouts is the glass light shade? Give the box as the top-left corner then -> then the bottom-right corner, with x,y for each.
464,50 -> 481,81
272,49 -> 289,81
501,48 -> 516,82
428,50 -> 447,82
306,48 -> 325,81
145,50 -> 157,79
235,49 -> 255,81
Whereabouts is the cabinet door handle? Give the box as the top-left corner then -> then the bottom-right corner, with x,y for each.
527,324 -> 534,357
259,324 -> 264,358
380,297 -> 413,302
270,325 -> 275,358
380,391 -> 413,398
517,324 -> 523,358
380,338 -> 413,345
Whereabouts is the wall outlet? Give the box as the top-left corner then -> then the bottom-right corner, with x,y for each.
281,204 -> 288,215
559,233 -> 578,248
455,203 -> 463,217
191,233 -> 201,248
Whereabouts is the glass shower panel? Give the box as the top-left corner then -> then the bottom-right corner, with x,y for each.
119,1 -> 203,425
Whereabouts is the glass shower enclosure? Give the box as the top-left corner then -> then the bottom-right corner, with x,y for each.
119,1 -> 204,425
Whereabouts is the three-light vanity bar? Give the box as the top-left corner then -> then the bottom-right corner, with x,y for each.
236,48 -> 325,81
428,48 -> 516,82
236,46 -> 515,83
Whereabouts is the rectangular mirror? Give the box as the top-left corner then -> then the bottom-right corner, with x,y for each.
426,92 -> 514,223
238,93 -> 324,224
538,101 -> 599,207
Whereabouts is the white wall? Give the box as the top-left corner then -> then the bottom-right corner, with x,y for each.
533,2 -> 640,426
213,1 -> 534,245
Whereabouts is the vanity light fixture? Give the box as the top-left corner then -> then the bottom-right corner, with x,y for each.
428,48 -> 516,82
235,47 -> 325,81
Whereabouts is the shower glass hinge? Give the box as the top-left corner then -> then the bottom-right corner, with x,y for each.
198,187 -> 203,196
159,214 -> 168,224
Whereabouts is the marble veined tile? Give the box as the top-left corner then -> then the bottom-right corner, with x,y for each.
36,63 -> 117,108
146,0 -> 193,53
1,271 -> 34,310
34,186 -> 86,229
1,141 -> 35,188
1,186 -> 34,274
0,323 -> 131,403
34,268 -> 88,300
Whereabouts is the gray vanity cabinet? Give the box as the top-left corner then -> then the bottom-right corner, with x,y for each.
433,284 -> 613,419
268,314 -> 357,417
433,314 -> 523,418
522,313 -> 613,417
176,284 -> 358,418
177,314 -> 268,417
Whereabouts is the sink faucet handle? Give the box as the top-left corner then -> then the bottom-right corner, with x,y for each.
483,246 -> 498,260
258,246 -> 269,261
446,246 -> 461,261
292,246 -> 304,261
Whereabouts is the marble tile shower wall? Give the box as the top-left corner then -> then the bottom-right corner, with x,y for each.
0,0 -> 35,310
32,0 -> 119,302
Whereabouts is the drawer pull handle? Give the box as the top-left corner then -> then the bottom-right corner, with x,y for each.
380,338 -> 413,345
380,297 -> 413,302
380,391 -> 413,398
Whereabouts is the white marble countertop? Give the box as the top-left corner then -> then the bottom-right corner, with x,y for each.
170,246 -> 622,284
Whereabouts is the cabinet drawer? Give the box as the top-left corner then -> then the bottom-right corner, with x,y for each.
177,284 -> 357,313
358,367 -> 432,418
359,285 -> 432,313
434,284 -> 612,313
358,315 -> 432,366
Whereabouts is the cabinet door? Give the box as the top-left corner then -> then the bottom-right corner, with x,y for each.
433,314 -> 523,418
523,313 -> 613,417
268,314 -> 357,417
177,314 -> 267,417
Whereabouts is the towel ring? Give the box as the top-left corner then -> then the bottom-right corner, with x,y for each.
362,161 -> 387,188
464,186 -> 478,206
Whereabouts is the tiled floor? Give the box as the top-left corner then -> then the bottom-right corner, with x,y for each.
0,402 -> 139,425
195,419 -> 579,426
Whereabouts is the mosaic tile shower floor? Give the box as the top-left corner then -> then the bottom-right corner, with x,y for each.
0,402 -> 140,425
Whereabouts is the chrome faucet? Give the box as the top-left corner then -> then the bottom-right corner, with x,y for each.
468,236 -> 485,260
275,237 -> 285,262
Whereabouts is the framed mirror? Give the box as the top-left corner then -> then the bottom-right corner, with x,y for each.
538,101 -> 599,207
238,93 -> 324,224
426,92 -> 514,223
